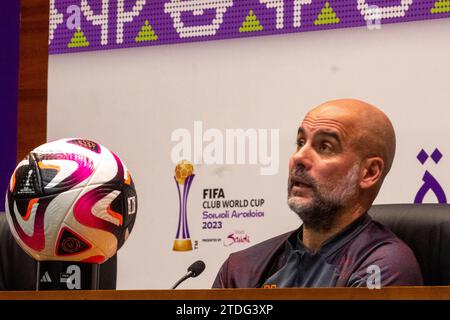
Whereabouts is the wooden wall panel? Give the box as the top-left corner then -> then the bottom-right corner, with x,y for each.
17,0 -> 48,161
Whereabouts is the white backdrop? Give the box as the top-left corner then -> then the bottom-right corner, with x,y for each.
48,18 -> 450,289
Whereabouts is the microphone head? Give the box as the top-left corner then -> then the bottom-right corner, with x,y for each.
187,260 -> 205,277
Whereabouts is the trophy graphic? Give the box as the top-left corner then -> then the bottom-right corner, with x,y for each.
173,160 -> 195,251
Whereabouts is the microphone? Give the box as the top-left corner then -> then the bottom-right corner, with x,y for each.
171,260 -> 206,289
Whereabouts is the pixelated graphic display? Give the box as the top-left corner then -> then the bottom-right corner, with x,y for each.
49,0 -> 450,54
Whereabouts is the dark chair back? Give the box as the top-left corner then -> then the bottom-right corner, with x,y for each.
369,204 -> 450,286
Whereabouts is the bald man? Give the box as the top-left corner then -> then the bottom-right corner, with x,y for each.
212,99 -> 423,288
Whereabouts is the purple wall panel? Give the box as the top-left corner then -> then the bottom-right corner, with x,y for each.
0,0 -> 20,211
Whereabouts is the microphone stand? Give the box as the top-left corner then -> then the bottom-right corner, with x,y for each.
35,260 -> 41,291
91,264 -> 100,290
171,271 -> 193,289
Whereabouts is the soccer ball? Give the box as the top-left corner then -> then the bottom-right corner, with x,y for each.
5,138 -> 137,263
175,160 -> 194,185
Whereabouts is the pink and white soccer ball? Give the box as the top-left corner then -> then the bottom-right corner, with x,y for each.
5,138 -> 137,263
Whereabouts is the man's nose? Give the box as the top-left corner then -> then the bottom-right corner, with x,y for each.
291,145 -> 313,170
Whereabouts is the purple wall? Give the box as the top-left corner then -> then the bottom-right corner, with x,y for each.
0,0 -> 20,211
49,0 -> 450,54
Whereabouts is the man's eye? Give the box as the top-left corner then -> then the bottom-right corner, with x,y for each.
297,139 -> 306,148
319,142 -> 333,152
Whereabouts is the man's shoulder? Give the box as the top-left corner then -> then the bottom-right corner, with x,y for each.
340,218 -> 415,260
358,219 -> 410,249
226,229 -> 295,267
337,218 -> 423,286
362,220 -> 420,266
228,229 -> 295,261
213,229 -> 296,288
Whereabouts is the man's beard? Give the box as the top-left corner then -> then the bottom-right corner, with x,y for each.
287,164 -> 360,232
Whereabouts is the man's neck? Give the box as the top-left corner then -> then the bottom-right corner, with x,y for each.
301,204 -> 366,253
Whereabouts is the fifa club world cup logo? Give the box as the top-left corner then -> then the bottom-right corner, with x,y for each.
173,160 -> 195,251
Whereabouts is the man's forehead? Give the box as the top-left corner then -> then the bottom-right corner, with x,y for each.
299,113 -> 351,137
297,101 -> 374,140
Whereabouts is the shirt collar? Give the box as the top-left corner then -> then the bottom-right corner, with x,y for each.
287,212 -> 372,257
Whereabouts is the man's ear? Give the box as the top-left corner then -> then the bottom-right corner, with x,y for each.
359,157 -> 384,190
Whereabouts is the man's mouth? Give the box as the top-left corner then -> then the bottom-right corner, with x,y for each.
290,176 -> 313,193
293,181 -> 310,188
